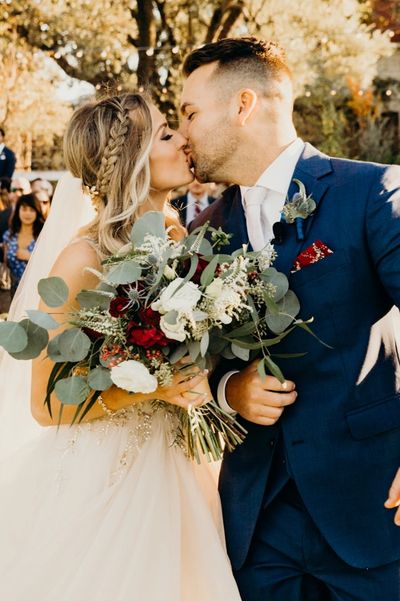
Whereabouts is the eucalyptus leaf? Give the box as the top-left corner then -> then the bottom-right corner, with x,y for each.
200,331 -> 209,357
266,290 -> 300,334
9,319 -> 49,360
54,376 -> 91,406
169,344 -> 188,364
87,367 -> 113,391
106,261 -> 142,286
26,310 -> 59,330
0,321 -> 28,353
257,358 -> 267,382
47,335 -> 65,362
200,255 -> 219,288
58,328 -> 91,362
221,346 -> 236,360
131,211 -> 166,246
231,342 -> 250,362
260,268 -> 289,302
264,355 -> 285,383
188,341 -> 200,362
76,289 -> 113,310
38,276 -> 69,308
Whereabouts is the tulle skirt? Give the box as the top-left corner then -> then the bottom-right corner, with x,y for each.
0,403 -> 241,600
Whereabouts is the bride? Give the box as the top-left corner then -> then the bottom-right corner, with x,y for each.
0,93 -> 242,600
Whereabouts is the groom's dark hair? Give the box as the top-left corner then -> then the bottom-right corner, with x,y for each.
183,37 -> 292,89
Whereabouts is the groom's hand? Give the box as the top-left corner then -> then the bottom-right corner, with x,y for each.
385,468 -> 400,525
225,360 -> 297,425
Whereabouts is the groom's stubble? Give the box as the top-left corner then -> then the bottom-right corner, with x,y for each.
190,115 -> 241,184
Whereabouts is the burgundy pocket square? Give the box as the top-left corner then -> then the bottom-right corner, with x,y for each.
292,240 -> 334,273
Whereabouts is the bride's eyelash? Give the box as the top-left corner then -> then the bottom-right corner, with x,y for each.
161,134 -> 173,141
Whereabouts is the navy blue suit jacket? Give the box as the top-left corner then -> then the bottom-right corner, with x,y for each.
190,143 -> 400,570
0,146 -> 16,179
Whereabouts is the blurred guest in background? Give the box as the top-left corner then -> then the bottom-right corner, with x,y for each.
172,179 -> 215,227
0,129 -> 16,180
33,189 -> 52,220
2,193 -> 44,297
31,177 -> 53,200
0,177 -> 13,263
9,177 -> 31,206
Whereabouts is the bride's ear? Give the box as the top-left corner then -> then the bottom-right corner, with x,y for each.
235,89 -> 258,126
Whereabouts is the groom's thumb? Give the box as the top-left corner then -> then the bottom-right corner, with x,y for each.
385,468 -> 400,508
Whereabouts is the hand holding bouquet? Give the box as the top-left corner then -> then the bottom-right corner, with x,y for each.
0,212 -> 314,462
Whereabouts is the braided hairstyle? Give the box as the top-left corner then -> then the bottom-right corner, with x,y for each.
63,93 -> 153,257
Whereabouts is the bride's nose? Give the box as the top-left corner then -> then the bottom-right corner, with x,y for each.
175,130 -> 188,149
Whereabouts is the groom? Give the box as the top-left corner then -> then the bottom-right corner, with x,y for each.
181,37 -> 400,600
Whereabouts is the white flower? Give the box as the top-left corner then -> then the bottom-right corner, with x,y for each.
151,278 -> 201,314
163,264 -> 176,280
159,313 -> 188,342
205,278 -> 223,299
110,360 -> 158,394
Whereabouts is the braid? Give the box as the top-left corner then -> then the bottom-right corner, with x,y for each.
96,102 -> 131,199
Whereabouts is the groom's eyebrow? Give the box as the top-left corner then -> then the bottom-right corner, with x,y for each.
180,102 -> 194,115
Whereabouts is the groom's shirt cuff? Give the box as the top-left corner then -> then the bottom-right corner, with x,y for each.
217,371 -> 239,415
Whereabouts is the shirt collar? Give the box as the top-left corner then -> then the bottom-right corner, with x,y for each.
0,144 -> 5,154
187,191 -> 209,207
256,137 -> 304,196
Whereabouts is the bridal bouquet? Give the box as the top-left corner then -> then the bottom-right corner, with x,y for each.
0,212 -> 313,462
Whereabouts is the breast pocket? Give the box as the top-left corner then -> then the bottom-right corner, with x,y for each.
289,249 -> 349,287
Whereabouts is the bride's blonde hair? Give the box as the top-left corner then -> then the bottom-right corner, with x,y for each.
64,92 -> 172,257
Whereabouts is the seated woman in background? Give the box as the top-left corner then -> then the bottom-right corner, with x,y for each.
3,193 -> 44,297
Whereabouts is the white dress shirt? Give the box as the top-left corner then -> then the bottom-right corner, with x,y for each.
217,137 -> 305,413
185,191 -> 210,226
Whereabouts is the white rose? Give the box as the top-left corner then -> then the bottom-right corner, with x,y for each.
205,278 -> 223,299
159,313 -> 188,342
110,360 -> 158,394
152,278 -> 201,314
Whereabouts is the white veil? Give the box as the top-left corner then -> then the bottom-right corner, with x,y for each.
0,173 -> 96,457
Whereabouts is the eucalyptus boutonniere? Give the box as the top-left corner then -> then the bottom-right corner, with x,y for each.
281,179 -> 316,240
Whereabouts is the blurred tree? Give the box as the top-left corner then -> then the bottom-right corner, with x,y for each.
0,0 -> 396,165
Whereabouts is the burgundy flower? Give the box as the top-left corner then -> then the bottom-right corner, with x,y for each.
82,327 -> 104,341
109,296 -> 130,317
139,307 -> 161,327
127,321 -> 169,349
182,255 -> 210,284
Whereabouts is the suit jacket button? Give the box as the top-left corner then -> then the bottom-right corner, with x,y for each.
269,440 -> 275,447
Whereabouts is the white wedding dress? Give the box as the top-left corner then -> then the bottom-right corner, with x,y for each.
0,402 -> 242,600
0,175 -> 242,601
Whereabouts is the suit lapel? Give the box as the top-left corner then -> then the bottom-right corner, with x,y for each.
274,143 -> 332,276
221,186 -> 252,254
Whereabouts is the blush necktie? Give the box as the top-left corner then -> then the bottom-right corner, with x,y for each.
243,185 -> 270,251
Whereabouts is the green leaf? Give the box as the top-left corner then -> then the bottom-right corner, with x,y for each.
0,321 -> 28,353
257,358 -> 267,382
188,340 -> 200,361
266,290 -> 300,334
264,355 -> 285,383
260,268 -> 289,302
26,310 -> 59,330
76,289 -> 113,310
54,376 -> 90,406
296,319 -> 333,349
106,261 -> 142,286
38,276 -> 69,308
47,335 -> 65,362
169,344 -> 188,364
87,367 -> 113,391
58,328 -> 92,362
9,319 -> 49,360
200,331 -> 209,357
176,254 -> 198,292
200,255 -> 219,287
223,320 -> 257,338
231,342 -> 250,362
130,211 -> 166,246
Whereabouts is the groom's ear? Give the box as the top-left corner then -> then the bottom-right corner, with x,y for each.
236,89 -> 258,126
